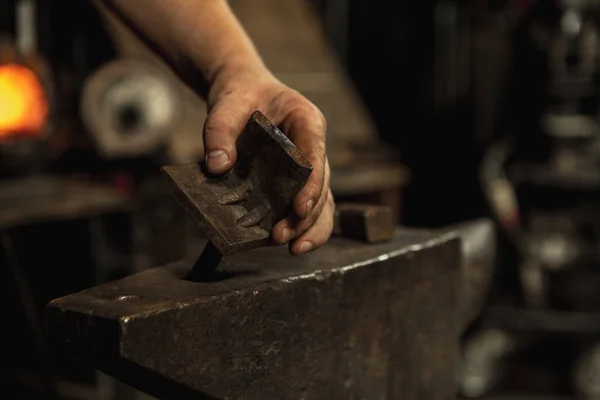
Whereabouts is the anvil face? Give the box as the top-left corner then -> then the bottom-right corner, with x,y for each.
162,111 -> 313,255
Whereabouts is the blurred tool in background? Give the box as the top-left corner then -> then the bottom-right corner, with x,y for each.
466,0 -> 600,398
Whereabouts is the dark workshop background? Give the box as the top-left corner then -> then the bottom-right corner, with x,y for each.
1,0 -> 599,399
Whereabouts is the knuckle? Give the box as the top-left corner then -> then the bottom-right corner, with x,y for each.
315,107 -> 327,133
327,212 -> 335,233
304,144 -> 326,171
315,141 -> 327,161
326,191 -> 335,208
303,176 -> 322,195
324,221 -> 334,240
295,99 -> 326,130
308,108 -> 327,137
203,116 -> 229,138
306,184 -> 323,205
313,238 -> 328,249
305,209 -> 320,228
300,100 -> 326,133
314,226 -> 333,248
299,206 -> 320,232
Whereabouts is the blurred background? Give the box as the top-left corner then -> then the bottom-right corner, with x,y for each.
1,0 -> 599,399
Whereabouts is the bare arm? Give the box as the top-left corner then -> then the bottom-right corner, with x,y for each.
100,0 -> 335,255
100,0 -> 268,94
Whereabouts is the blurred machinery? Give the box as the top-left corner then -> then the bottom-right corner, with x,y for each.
329,0 -> 600,396
482,0 -> 600,312
80,59 -> 181,160
461,0 -> 600,398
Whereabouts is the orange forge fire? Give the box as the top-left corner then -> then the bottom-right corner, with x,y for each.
0,63 -> 49,139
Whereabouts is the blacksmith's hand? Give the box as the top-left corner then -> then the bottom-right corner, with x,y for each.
205,67 -> 334,254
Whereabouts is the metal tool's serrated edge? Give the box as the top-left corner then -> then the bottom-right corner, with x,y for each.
160,165 -> 231,255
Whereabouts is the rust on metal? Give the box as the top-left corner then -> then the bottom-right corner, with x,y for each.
162,110 -> 313,255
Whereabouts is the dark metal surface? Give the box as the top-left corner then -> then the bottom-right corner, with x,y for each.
47,228 -> 465,400
162,110 -> 312,256
333,203 -> 395,242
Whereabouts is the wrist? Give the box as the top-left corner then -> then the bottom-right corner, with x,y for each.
206,57 -> 278,104
208,54 -> 272,86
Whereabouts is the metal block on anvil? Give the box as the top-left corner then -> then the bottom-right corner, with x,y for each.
46,229 -> 464,400
162,110 -> 312,256
333,203 -> 395,243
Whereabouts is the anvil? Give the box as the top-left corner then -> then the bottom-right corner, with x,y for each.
46,219 -> 496,400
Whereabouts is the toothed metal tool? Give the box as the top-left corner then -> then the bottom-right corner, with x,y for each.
162,111 -> 313,281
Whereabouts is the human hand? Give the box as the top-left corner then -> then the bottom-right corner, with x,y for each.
204,67 -> 334,254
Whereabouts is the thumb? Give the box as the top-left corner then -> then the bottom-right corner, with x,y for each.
203,100 -> 253,174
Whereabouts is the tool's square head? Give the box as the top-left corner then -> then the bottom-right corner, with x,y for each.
162,111 -> 313,255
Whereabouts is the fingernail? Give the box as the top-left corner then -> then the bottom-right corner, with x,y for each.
305,200 -> 315,218
299,241 -> 314,254
282,227 -> 294,243
206,150 -> 230,171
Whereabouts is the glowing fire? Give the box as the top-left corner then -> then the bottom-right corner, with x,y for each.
0,63 -> 48,139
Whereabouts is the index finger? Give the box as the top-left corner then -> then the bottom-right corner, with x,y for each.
279,105 -> 327,219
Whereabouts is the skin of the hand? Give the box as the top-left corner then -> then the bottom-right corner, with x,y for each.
205,67 -> 335,255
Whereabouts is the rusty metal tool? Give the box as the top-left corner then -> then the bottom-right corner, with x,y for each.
162,110 -> 313,281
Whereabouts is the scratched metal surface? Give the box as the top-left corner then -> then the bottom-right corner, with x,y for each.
47,228 -> 463,400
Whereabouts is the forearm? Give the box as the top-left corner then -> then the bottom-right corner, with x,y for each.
100,0 -> 268,94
